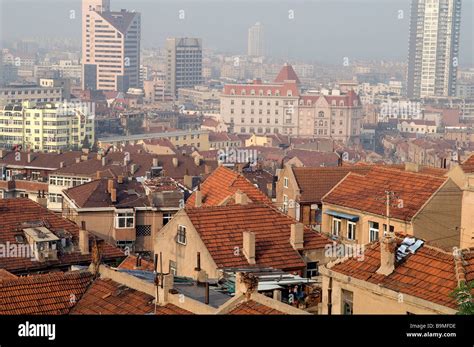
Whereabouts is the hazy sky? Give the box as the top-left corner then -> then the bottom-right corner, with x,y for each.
0,0 -> 473,65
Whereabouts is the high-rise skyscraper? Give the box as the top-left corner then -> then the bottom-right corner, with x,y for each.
247,22 -> 264,57
407,0 -> 461,99
82,0 -> 141,92
165,38 -> 203,99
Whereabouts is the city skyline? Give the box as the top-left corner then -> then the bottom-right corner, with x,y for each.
0,0 -> 473,66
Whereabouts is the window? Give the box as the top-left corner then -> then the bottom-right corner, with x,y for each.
306,262 -> 319,278
283,177 -> 289,188
169,260 -> 177,275
369,221 -> 379,242
282,195 -> 289,214
177,225 -> 186,245
332,218 -> 341,237
347,221 -> 356,241
163,213 -> 173,225
115,212 -> 134,228
342,289 -> 353,315
133,223 -> 152,237
383,224 -> 395,235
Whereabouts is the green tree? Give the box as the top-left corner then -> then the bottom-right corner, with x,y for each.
450,281 -> 474,315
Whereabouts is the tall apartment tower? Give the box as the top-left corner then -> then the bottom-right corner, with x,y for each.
82,0 -> 141,92
247,22 -> 264,57
165,38 -> 203,99
407,0 -> 462,99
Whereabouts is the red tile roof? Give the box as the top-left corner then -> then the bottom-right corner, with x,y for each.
460,154 -> 474,173
186,166 -> 272,207
70,277 -> 156,314
293,166 -> 372,203
117,255 -> 155,271
274,63 -> 301,84
0,270 -> 93,315
185,203 -> 330,271
0,198 -> 124,274
228,299 -> 285,315
285,149 -> 340,167
63,178 -> 150,208
329,241 -> 474,309
322,167 -> 447,221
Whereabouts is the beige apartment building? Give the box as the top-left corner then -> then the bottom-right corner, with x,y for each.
82,0 -> 141,92
321,166 -> 462,249
447,154 -> 474,249
320,236 -> 470,314
0,101 -> 94,152
220,64 -> 363,144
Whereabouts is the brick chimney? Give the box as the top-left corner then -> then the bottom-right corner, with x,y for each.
290,223 -> 304,250
79,221 -> 89,255
242,231 -> 256,265
376,235 -> 397,276
107,179 -> 114,193
172,157 -> 179,168
234,190 -> 249,205
405,162 -> 420,173
235,272 -> 258,299
36,190 -> 48,208
183,174 -> 193,189
194,189 -> 202,207
110,188 -> 117,203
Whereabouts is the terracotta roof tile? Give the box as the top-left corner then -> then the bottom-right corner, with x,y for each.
185,203 -> 330,271
293,166 -> 372,202
0,270 -> 93,315
186,166 -> 272,207
322,167 -> 447,221
228,299 -> 285,315
460,154 -> 474,173
0,198 -> 124,274
329,242 -> 474,309
117,255 -> 155,271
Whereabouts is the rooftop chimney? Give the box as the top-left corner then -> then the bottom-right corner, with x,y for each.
376,235 -> 397,276
110,188 -> 117,203
242,231 -> 256,265
75,157 -> 81,163
195,189 -> 202,208
234,190 -> 249,205
194,156 -> 201,167
36,190 -> 47,208
290,223 -> 304,250
235,272 -> 258,299
172,157 -> 179,168
130,163 -> 137,174
405,162 -> 420,173
183,174 -> 193,189
59,161 -> 65,168
27,153 -> 34,163
117,175 -> 123,184
79,221 -> 89,255
107,179 -> 114,193
101,156 -> 106,166
152,158 -> 158,167
0,149 -> 5,159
